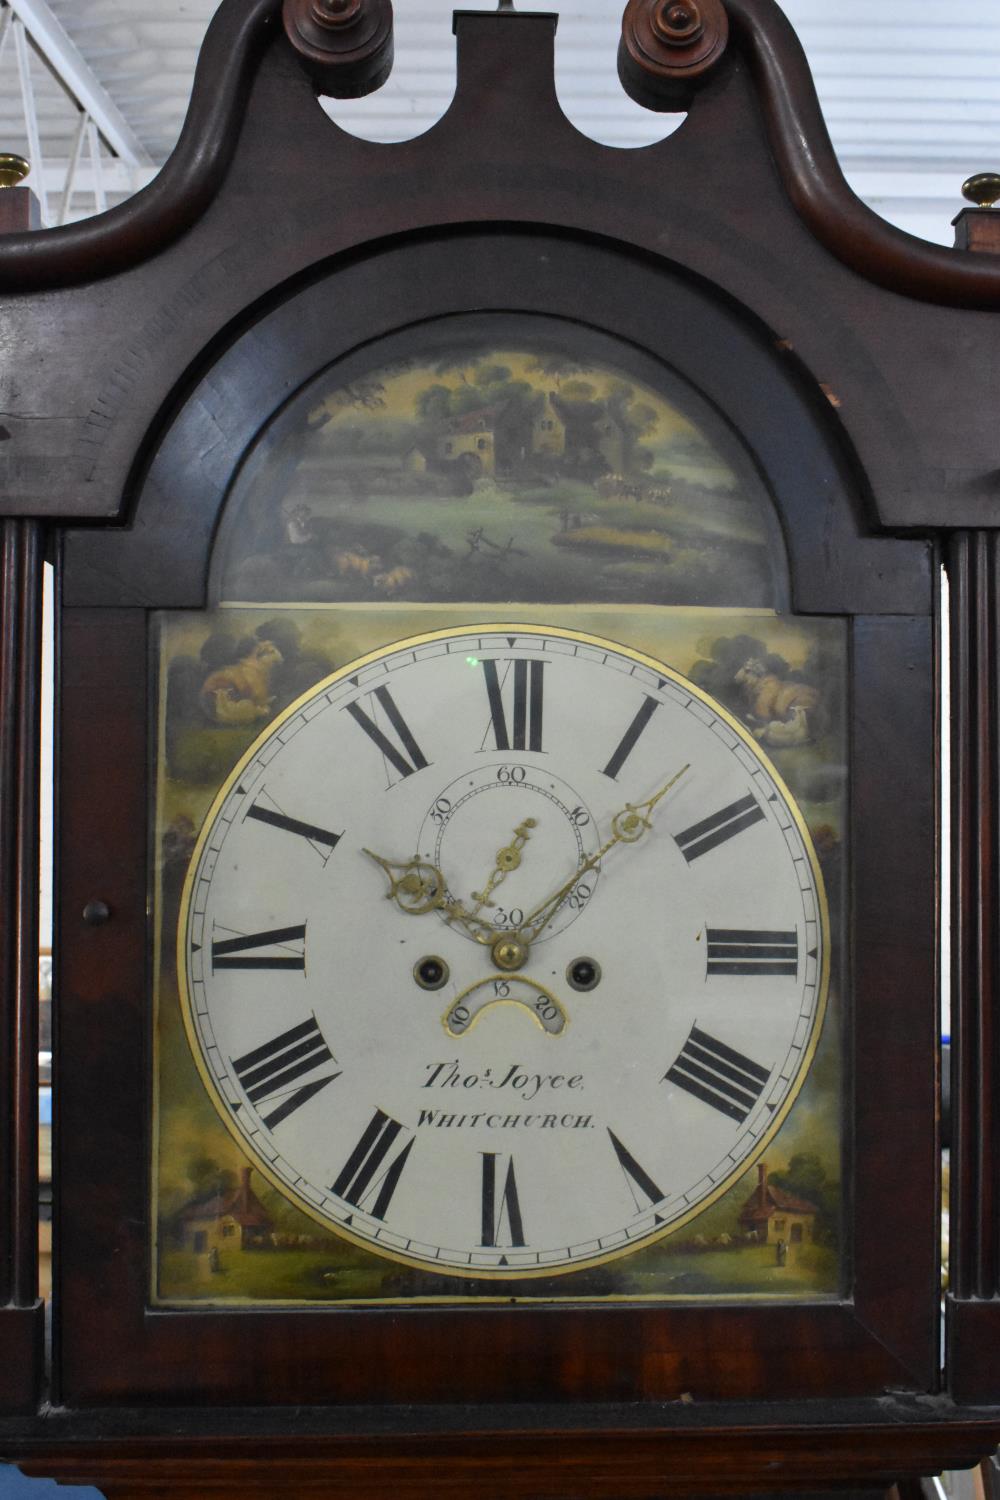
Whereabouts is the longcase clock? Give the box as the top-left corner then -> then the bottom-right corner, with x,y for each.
0,0 -> 999,1493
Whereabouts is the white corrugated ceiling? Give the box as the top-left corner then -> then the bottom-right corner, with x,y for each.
0,0 -> 998,242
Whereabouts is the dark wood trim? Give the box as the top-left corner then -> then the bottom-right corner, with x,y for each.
53,608 -> 148,1409
851,617 -> 940,1387
948,1300 -> 1000,1406
58,245 -> 931,618
5,1409 -> 1000,1497
0,0 -> 991,1474
0,19 -> 997,531
948,533 -> 1000,1301
0,519 -> 45,1410
0,1307 -> 44,1413
946,532 -> 1000,1403
52,606 -> 940,1408
0,0 -> 997,309
725,0 -> 1000,308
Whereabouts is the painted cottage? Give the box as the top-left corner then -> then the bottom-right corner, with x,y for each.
738,1163 -> 818,1247
179,1166 -> 273,1255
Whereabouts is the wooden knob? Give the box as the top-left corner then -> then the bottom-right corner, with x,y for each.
652,1 -> 705,44
0,154 -> 30,189
619,0 -> 729,111
282,0 -> 393,98
962,173 -> 1000,210
311,0 -> 363,24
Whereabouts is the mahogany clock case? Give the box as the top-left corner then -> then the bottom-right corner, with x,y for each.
52,231 -> 938,1408
0,0 -> 996,1483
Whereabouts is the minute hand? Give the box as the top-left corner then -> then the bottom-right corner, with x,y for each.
517,765 -> 690,943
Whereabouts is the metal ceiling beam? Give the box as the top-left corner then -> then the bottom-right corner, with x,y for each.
43,157 -> 157,193
0,0 -> 153,166
12,15 -> 47,224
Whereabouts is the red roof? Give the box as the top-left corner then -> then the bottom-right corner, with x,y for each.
738,1177 -> 818,1224
446,407 -> 498,434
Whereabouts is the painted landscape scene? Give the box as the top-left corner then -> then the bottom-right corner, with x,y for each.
154,603 -> 844,1305
214,344 -> 780,608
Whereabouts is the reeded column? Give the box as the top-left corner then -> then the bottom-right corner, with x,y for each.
946,178 -> 1000,1403
0,519 -> 45,1409
0,162 -> 44,1410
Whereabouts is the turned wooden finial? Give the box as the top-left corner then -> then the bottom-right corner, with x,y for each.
282,0 -> 393,98
619,0 -> 729,111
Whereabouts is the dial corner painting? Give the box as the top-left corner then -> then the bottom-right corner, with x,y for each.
150,328 -> 847,1308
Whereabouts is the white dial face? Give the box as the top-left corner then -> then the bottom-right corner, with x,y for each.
180,625 -> 828,1279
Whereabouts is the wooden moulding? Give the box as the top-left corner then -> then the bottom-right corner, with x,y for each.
5,1406 -> 1000,1497
0,0 -> 994,304
722,0 -> 1000,308
0,520 -> 45,1411
56,250 -> 932,616
49,612 -> 940,1408
947,532 -> 1000,1404
0,0 -> 280,290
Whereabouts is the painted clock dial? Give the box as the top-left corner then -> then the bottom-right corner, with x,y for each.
179,625 -> 829,1277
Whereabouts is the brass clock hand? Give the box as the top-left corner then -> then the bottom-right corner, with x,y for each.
516,765 -> 690,944
363,849 -> 449,915
468,818 -> 537,921
362,848 -> 496,940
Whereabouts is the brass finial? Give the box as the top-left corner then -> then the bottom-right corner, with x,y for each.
962,173 -> 1000,210
0,154 -> 30,189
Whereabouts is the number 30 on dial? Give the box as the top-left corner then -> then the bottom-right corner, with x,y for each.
179,625 -> 829,1277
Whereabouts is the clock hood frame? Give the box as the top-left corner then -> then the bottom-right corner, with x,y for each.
0,0 -> 999,1486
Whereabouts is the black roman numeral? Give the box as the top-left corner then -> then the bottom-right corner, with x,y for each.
664,1026 -> 770,1123
706,928 -> 798,977
211,925 -> 306,971
232,1017 -> 340,1130
608,1129 -> 664,1209
482,659 -> 544,752
245,800 -> 342,855
674,793 -> 765,862
481,1153 -> 526,1248
331,1109 -> 414,1219
346,686 -> 429,782
601,695 -> 660,779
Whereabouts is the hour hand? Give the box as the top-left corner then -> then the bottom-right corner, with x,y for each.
362,849 -> 495,940
363,849 -> 449,916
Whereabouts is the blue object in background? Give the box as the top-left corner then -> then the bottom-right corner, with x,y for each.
0,1465 -> 102,1496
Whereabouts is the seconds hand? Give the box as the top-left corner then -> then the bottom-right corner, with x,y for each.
467,818 -> 537,922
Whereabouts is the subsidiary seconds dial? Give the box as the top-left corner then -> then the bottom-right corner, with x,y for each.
180,625 -> 829,1278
